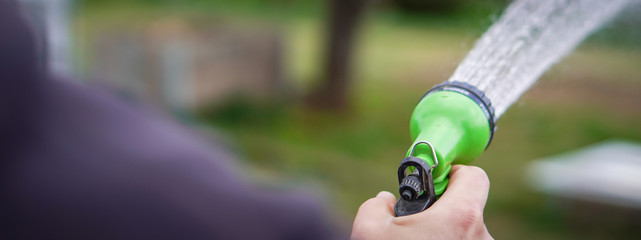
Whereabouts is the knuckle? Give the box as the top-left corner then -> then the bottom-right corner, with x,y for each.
352,219 -> 376,232
450,205 -> 485,234
357,198 -> 381,212
352,218 -> 383,239
465,166 -> 490,186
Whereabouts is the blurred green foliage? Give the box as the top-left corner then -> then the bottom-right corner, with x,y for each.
77,0 -> 505,28
77,0 -> 641,239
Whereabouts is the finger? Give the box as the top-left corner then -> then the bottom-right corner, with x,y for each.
432,165 -> 490,211
376,191 -> 397,205
354,191 -> 397,222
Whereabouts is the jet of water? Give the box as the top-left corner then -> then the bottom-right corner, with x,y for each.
450,0 -> 635,117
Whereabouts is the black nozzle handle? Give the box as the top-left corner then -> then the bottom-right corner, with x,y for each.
394,157 -> 437,216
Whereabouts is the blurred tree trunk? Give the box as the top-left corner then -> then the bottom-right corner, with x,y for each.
307,0 -> 370,111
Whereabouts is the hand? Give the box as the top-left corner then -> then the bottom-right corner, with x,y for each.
351,165 -> 493,240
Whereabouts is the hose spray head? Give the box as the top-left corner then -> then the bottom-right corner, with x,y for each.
394,81 -> 496,216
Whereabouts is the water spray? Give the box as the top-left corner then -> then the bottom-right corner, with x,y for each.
393,0 -> 633,216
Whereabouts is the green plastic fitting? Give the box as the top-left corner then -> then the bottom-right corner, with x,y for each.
394,81 -> 496,216
407,89 -> 492,195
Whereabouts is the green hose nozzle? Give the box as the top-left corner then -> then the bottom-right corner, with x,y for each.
394,81 -> 496,216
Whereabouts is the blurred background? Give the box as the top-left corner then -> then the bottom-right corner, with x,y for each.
19,0 -> 641,239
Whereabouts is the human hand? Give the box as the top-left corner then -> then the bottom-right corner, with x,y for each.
351,165 -> 493,240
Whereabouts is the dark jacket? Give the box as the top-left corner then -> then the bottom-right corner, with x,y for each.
0,1 -> 339,239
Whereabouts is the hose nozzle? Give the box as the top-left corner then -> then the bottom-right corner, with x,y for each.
393,81 -> 496,216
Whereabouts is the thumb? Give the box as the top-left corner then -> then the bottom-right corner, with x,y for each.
354,191 -> 397,222
431,165 -> 490,212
